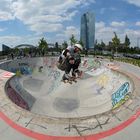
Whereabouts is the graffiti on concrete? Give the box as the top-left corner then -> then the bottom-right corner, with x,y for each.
112,94 -> 130,109
82,59 -> 88,67
97,74 -> 110,88
43,57 -> 49,66
112,82 -> 130,109
18,63 -> 29,66
10,66 -> 32,75
43,57 -> 57,68
47,69 -> 61,94
106,63 -> 119,70
10,77 -> 35,109
88,59 -> 101,69
1,71 -> 14,78
0,71 -> 14,84
82,59 -> 101,70
7,84 -> 29,110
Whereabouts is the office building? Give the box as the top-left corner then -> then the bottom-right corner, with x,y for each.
80,12 -> 95,50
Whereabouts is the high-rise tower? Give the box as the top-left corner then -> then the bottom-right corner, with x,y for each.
80,12 -> 95,50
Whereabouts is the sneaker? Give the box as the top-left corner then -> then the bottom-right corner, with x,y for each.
72,72 -> 76,77
62,74 -> 70,80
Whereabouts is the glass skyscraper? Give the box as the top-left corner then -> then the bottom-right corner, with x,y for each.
80,12 -> 95,50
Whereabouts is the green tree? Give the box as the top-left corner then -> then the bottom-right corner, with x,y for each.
124,34 -> 130,47
23,47 -> 29,55
94,39 -> 98,50
14,47 -> 19,55
62,41 -> 68,50
70,34 -> 77,46
55,42 -> 59,52
38,38 -> 48,56
112,32 -> 120,54
101,40 -> 106,51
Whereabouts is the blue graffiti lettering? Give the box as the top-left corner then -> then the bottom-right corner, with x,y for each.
112,82 -> 130,107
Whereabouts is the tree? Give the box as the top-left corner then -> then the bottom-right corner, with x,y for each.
70,34 -> 77,46
38,38 -> 48,56
94,39 -> 98,50
112,32 -> 120,54
124,34 -> 130,47
62,41 -> 68,50
14,47 -> 19,55
23,47 -> 29,55
101,40 -> 106,51
55,42 -> 59,52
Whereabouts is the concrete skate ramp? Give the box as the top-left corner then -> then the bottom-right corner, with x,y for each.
2,57 -> 133,118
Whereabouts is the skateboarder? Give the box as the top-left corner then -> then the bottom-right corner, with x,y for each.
58,43 -> 83,80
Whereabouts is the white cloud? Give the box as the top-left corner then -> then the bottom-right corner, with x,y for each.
64,26 -> 79,37
0,35 -> 44,50
0,0 -> 14,21
125,29 -> 140,36
30,23 -> 63,33
0,0 -> 138,48
0,0 -> 95,38
9,0 -> 94,33
111,21 -> 126,27
0,35 -> 23,48
95,21 -> 138,47
95,22 -> 118,43
55,26 -> 80,43
136,21 -> 140,26
96,22 -> 105,29
0,0 -> 95,34
124,0 -> 140,7
0,11 -> 14,21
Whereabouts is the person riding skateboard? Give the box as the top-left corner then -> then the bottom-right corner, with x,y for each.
58,43 -> 83,80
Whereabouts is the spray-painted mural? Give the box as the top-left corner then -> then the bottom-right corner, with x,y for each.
81,58 -> 101,70
81,58 -> 106,76
10,63 -> 32,75
112,82 -> 130,109
7,84 -> 29,110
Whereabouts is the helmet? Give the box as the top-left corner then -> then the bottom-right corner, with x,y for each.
74,44 -> 83,51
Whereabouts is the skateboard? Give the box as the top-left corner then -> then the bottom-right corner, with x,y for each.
61,76 -> 77,84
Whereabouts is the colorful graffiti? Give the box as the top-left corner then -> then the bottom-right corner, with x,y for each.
7,84 -> 29,110
97,74 -> 110,87
47,69 -> 61,94
82,59 -> 101,70
112,94 -> 130,109
106,63 -> 119,70
112,82 -> 130,109
18,63 -> 29,66
0,71 -> 14,84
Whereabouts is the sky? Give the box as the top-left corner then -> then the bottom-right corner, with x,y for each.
0,0 -> 140,51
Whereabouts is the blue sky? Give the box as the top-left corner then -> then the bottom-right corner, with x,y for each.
0,0 -> 140,50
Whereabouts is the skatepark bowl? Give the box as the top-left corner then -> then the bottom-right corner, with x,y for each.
0,56 -> 140,138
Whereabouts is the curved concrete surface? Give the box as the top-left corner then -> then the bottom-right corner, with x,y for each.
1,57 -> 140,139
2,57 -> 133,118
11,67 -> 133,118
